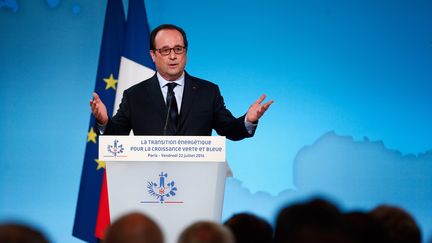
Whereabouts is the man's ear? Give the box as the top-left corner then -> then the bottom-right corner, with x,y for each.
149,50 -> 156,62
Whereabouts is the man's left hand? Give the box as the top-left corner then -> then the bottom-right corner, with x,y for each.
246,94 -> 274,123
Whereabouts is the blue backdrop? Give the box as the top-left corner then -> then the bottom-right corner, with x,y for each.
0,0 -> 431,242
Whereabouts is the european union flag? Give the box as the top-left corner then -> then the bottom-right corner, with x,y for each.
72,0 -> 125,242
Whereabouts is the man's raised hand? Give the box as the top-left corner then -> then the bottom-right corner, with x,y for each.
90,92 -> 108,125
246,94 -> 274,123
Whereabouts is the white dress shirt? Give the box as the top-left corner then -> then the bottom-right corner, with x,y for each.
157,72 -> 184,114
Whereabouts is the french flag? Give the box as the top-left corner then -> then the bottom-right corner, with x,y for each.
113,0 -> 155,115
95,0 -> 155,239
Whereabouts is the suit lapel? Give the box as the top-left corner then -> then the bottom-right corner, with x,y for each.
146,74 -> 168,121
178,73 -> 197,129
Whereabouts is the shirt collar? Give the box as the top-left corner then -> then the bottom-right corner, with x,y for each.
157,72 -> 185,88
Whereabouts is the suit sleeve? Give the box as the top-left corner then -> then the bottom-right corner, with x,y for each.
104,90 -> 133,135
212,86 -> 255,141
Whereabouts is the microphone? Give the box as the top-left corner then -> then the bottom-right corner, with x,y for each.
163,92 -> 174,135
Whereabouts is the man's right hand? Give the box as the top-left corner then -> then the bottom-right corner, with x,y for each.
90,92 -> 108,125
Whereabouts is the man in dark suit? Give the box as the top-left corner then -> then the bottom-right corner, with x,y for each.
90,24 -> 273,140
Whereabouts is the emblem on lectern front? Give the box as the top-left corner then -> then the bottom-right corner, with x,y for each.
107,139 -> 124,157
146,172 -> 179,203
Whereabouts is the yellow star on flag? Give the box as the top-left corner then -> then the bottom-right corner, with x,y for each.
104,73 -> 118,90
94,159 -> 106,170
87,127 -> 97,144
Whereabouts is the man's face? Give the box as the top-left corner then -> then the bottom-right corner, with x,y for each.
150,29 -> 187,81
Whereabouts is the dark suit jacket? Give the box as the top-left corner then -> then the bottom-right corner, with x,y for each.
104,73 -> 254,141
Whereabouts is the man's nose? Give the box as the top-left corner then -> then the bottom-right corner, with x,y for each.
168,51 -> 177,59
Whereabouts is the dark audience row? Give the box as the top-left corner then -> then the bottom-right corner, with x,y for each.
0,197 -> 428,243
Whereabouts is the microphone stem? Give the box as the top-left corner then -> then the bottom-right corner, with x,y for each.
163,93 -> 173,135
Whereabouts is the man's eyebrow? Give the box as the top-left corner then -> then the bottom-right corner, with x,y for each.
157,44 -> 184,49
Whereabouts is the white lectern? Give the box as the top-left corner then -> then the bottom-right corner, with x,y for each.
99,136 -> 230,243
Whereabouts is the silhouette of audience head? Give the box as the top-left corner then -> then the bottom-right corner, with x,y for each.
0,223 -> 49,243
224,213 -> 273,243
178,221 -> 234,243
274,197 -> 351,243
341,211 -> 389,243
369,205 -> 421,243
104,212 -> 163,243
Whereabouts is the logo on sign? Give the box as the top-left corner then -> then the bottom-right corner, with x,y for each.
107,139 -> 124,157
147,172 -> 178,203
